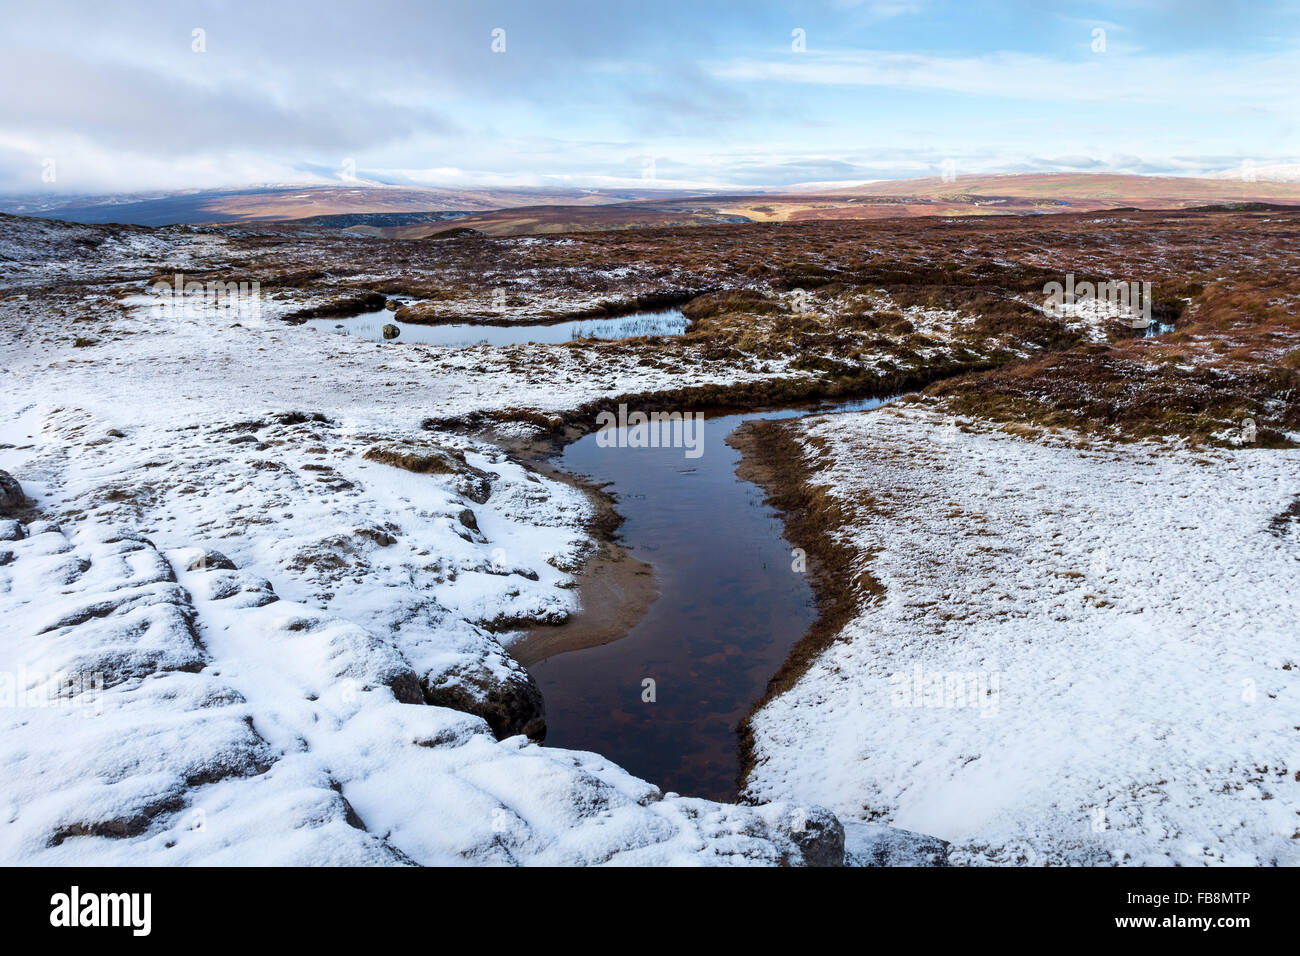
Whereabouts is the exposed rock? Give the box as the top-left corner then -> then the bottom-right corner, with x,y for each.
765,804 -> 846,866
843,821 -> 950,866
423,663 -> 546,741
0,469 -> 26,514
192,569 -> 279,607
274,411 -> 329,426
382,323 -> 400,339
456,472 -> 494,504
354,525 -> 398,547
386,670 -> 425,705
384,299 -> 399,311
457,508 -> 479,533
49,792 -> 188,845
184,548 -> 237,572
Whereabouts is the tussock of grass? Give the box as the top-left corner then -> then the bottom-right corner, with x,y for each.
283,291 -> 387,322
363,443 -> 463,474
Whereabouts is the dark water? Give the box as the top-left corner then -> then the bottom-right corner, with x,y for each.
304,308 -> 688,346
526,394 -> 896,801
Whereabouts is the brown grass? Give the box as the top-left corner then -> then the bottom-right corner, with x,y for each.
362,443 -> 462,474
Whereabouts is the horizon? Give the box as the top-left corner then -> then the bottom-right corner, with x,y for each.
2,0 -> 1297,196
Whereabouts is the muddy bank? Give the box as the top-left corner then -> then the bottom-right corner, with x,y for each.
509,457 -> 659,665
426,355 -> 997,454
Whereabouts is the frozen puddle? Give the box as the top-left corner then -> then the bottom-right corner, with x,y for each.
518,394 -> 899,802
304,307 -> 689,346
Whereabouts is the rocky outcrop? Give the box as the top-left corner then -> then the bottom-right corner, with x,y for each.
183,548 -> 237,572
422,660 -> 546,741
788,806 -> 846,867
457,508 -> 479,533
844,821 -> 950,866
762,804 -> 846,866
0,470 -> 26,514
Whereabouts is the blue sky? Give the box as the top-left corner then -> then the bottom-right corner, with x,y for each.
1,0 -> 1296,193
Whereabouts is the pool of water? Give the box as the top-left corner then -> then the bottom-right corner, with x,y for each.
523,393 -> 897,802
303,308 -> 689,347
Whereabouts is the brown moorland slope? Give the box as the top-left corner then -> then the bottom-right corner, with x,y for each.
371,173 -> 1300,238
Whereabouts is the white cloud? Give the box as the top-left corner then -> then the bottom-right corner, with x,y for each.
706,46 -> 1300,110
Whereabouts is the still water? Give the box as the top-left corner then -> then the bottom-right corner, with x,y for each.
524,394 -> 898,801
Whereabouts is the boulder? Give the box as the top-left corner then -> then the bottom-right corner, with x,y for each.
764,804 -> 846,867
0,470 -> 26,514
457,508 -> 479,533
382,323 -> 400,339
423,664 -> 546,741
843,821 -> 950,866
184,548 -> 238,572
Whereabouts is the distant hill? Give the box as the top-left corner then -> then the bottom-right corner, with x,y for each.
0,184 -> 721,227
370,173 -> 1300,238
5,173 -> 1299,234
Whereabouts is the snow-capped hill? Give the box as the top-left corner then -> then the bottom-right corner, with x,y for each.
1207,162 -> 1300,183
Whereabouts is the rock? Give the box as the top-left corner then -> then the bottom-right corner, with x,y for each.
386,670 -> 425,705
382,323 -> 400,339
0,470 -> 26,514
769,805 -> 846,867
185,548 -> 237,572
457,508 -> 479,533
354,526 -> 398,547
384,299 -> 399,311
423,665 -> 546,741
843,821 -> 950,866
274,411 -> 329,426
456,473 -> 493,504
0,519 -> 23,541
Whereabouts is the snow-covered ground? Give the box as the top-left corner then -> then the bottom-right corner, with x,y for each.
0,223 -> 855,865
11,212 -> 1287,867
744,404 -> 1300,866
0,514 -> 834,864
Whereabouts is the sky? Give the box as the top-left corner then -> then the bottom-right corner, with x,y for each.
1,0 -> 1297,195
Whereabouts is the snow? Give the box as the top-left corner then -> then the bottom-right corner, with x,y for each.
0,439 -> 838,865
744,404 -> 1300,866
0,217 -> 845,865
